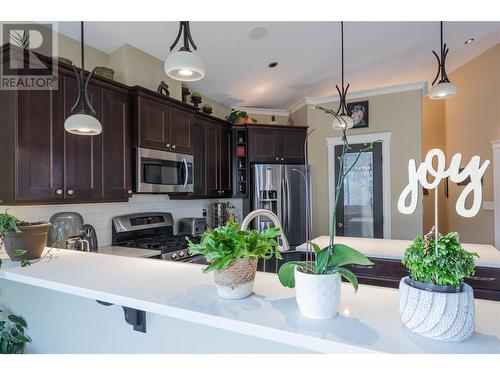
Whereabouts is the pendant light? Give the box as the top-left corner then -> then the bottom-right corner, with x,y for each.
429,21 -> 457,100
333,21 -> 354,130
64,21 -> 102,136
164,21 -> 206,82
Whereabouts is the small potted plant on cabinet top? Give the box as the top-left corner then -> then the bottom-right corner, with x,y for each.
225,109 -> 257,125
0,210 -> 51,263
399,228 -> 478,341
187,221 -> 282,299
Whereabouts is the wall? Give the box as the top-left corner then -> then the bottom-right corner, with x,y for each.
307,89 -> 423,240
249,113 -> 290,125
421,97 -> 449,234
0,197 -> 243,249
443,43 -> 500,245
291,105 -> 308,126
57,32 -> 110,69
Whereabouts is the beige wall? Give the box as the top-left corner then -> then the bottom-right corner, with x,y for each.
307,90 -> 423,240
422,97 -> 449,235
248,113 -> 290,125
57,32 -> 109,69
292,105 -> 308,126
443,43 -> 500,245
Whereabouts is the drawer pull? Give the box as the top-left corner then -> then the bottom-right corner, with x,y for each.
467,276 -> 496,282
349,264 -> 374,269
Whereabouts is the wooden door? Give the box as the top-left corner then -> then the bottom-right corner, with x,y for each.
191,120 -> 206,196
205,123 -> 220,196
277,129 -> 306,164
219,125 -> 232,196
102,88 -> 132,201
138,97 -> 170,151
248,128 -> 280,163
62,75 -> 103,201
170,107 -> 193,154
15,87 -> 64,202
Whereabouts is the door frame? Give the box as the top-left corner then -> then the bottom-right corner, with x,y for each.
327,131 -> 392,239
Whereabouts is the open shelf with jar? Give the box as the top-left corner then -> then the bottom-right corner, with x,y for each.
232,126 -> 249,198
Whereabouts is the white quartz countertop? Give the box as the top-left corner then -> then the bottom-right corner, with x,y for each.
0,249 -> 499,353
97,246 -> 161,258
296,236 -> 500,268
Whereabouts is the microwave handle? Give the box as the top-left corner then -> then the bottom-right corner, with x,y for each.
183,158 -> 189,188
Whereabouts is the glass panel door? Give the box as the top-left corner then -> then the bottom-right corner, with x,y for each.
334,142 -> 383,238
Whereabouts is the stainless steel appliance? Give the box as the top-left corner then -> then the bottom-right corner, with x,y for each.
252,164 -> 309,247
134,147 -> 194,193
47,212 -> 98,251
177,217 -> 207,236
112,212 -> 206,263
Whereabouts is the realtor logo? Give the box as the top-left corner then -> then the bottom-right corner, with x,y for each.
1,22 -> 58,90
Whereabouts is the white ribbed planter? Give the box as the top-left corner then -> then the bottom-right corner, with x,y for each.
295,267 -> 341,320
399,277 -> 475,341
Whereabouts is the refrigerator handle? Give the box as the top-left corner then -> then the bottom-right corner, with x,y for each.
285,176 -> 291,232
280,179 -> 285,229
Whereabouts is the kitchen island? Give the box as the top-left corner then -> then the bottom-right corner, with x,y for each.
0,249 -> 499,353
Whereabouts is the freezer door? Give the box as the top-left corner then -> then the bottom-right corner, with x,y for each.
284,165 -> 309,246
252,164 -> 283,232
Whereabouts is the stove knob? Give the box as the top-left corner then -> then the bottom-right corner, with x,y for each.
171,253 -> 178,260
179,251 -> 185,257
187,249 -> 192,255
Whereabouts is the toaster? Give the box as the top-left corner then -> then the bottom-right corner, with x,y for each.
177,217 -> 208,236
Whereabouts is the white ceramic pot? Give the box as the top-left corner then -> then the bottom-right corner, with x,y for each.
214,258 -> 258,300
399,277 -> 475,341
295,267 -> 341,320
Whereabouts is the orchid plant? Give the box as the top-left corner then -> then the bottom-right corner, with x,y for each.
278,105 -> 375,291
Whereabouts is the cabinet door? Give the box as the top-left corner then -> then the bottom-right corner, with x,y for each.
219,126 -> 232,196
102,89 -> 132,200
191,121 -> 206,196
63,76 -> 103,201
170,107 -> 193,154
16,88 -> 64,202
205,123 -> 220,196
248,128 -> 280,163
277,129 -> 306,164
138,97 -> 170,151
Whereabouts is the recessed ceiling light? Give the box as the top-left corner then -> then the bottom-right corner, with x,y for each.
248,26 -> 268,41
268,62 -> 278,68
464,38 -> 475,45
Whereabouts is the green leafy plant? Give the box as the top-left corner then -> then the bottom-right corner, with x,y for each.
402,230 -> 478,287
10,30 -> 30,49
0,309 -> 31,354
187,221 -> 282,273
225,109 -> 257,124
278,105 -> 374,291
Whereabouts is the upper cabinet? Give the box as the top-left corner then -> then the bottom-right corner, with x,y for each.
248,125 -> 308,164
132,87 -> 195,155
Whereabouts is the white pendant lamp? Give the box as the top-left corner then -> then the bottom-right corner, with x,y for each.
164,22 -> 206,82
64,21 -> 102,135
332,21 -> 354,130
429,21 -> 457,100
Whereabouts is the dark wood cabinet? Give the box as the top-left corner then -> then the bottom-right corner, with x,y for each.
132,87 -> 194,155
204,120 -> 232,198
0,47 -> 133,205
248,125 -> 307,164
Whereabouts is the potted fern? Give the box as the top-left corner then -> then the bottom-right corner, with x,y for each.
278,106 -> 373,320
399,228 -> 478,341
187,221 -> 282,299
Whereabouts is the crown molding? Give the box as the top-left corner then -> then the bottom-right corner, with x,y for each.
234,106 -> 290,117
287,81 -> 428,112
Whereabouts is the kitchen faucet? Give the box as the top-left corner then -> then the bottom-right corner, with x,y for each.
240,209 -> 290,252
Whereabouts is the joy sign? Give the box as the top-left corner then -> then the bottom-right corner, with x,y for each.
398,149 -> 490,218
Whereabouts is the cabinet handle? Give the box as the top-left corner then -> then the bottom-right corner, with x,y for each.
166,144 -> 170,148
275,157 -> 279,161
55,189 -> 63,195
171,145 -> 176,149
221,190 -> 225,194
281,157 -> 284,161
127,190 -> 133,195
67,189 -> 74,195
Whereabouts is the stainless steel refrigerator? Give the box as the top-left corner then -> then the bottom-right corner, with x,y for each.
252,164 -> 310,247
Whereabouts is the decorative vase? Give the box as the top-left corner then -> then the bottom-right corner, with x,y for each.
4,222 -> 52,261
295,267 -> 341,320
94,66 -> 115,80
399,277 -> 475,341
202,106 -> 213,115
214,258 -> 258,299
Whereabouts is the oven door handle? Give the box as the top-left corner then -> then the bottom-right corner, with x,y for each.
183,158 -> 189,188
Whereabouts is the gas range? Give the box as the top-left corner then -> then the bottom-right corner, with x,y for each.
111,212 -> 205,263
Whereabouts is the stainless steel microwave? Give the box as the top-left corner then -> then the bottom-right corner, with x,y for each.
134,147 -> 194,193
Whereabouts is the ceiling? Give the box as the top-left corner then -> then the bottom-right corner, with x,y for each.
56,21 -> 500,110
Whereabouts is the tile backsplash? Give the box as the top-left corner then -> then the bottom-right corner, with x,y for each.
0,195 -> 243,248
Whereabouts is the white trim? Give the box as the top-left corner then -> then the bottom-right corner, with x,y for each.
288,81 -> 428,111
492,140 -> 500,249
234,106 -> 290,117
327,132 -> 392,239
